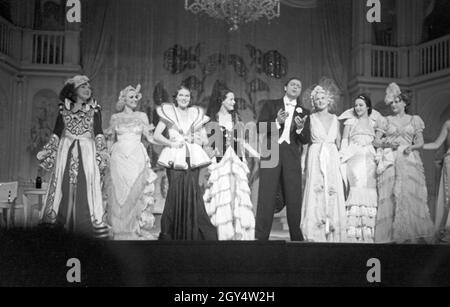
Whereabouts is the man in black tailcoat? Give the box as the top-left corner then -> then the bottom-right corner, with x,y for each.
256,77 -> 311,241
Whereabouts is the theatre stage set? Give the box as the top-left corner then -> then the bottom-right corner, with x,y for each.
1,0 -> 450,287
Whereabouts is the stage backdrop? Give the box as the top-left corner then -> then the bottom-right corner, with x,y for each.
79,0 -> 352,212
81,0 -> 352,122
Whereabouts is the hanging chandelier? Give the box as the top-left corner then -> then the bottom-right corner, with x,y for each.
184,0 -> 281,31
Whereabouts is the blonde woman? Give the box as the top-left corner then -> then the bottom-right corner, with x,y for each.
105,84 -> 157,240
301,83 -> 347,243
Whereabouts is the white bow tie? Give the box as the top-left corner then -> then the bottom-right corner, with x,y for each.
285,101 -> 296,107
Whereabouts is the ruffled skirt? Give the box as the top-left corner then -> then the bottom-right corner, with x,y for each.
203,147 -> 255,240
107,141 -> 157,240
375,150 -> 435,243
344,145 -> 378,243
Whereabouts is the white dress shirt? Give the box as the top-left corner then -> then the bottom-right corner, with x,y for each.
276,96 -> 297,144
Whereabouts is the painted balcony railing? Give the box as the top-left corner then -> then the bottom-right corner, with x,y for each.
30,30 -> 65,65
366,34 -> 450,80
0,16 -> 79,68
0,16 -> 21,61
370,45 -> 399,79
417,34 -> 450,76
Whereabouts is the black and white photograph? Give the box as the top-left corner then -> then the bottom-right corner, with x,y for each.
0,0 -> 449,292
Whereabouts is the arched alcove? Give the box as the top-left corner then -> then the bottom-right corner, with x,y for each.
27,88 -> 59,180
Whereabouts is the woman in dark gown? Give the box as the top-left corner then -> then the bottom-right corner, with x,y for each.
153,85 -> 217,240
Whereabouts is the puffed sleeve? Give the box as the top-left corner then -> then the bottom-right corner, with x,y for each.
375,116 -> 387,134
412,115 -> 425,134
344,118 -> 357,127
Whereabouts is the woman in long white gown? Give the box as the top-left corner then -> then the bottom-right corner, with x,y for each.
339,94 -> 381,243
105,84 -> 157,240
423,120 -> 450,242
301,85 -> 347,242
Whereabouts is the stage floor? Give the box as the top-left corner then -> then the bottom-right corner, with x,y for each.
1,228 -> 449,287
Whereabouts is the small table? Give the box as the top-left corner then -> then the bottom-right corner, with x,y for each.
22,189 -> 47,228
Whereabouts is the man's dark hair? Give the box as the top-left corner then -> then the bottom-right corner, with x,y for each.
284,77 -> 302,87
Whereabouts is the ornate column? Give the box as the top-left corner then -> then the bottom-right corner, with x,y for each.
10,74 -> 28,181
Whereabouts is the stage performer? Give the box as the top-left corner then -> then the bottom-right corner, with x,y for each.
339,94 -> 382,243
105,84 -> 158,240
374,83 -> 434,243
203,89 -> 256,240
423,119 -> 450,242
255,77 -> 311,241
153,85 -> 217,240
301,82 -> 347,242
37,75 -> 109,238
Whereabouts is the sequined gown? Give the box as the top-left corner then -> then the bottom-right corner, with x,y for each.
374,115 -> 434,243
105,112 -> 157,240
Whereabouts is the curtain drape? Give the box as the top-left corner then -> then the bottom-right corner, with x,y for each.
80,0 -> 352,121
80,0 -> 115,80
76,0 -> 352,209
318,0 -> 352,108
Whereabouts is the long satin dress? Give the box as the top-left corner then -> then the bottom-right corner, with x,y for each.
106,112 -> 157,240
301,114 -> 347,242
